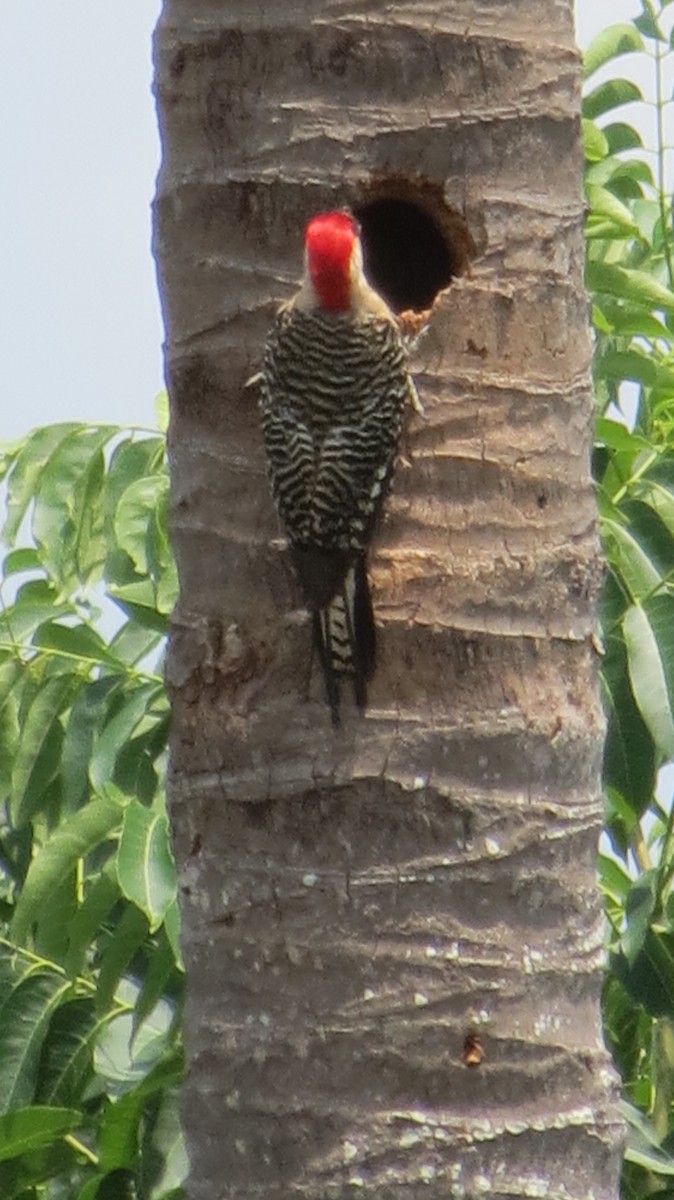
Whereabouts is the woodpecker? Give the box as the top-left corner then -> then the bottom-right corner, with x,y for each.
258,211 -> 417,726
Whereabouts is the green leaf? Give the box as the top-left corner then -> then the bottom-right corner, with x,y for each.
11,674 -> 78,827
587,261 -> 674,312
78,1176 -> 108,1200
75,449 -> 109,581
592,303 -> 613,334
622,1102 -> 674,1175
599,854 -> 632,905
583,24 -> 644,79
595,418 -> 649,453
104,437 -> 165,533
98,1051 -> 184,1163
633,461 -> 674,538
601,178 -> 647,206
0,1105 -> 82,1163
582,118 -> 609,163
112,698 -> 167,783
2,548 -> 41,580
601,633 -> 655,818
585,217 -> 635,242
601,515 -> 666,603
595,349 -> 657,387
2,425 -> 80,544
583,78 -> 643,121
107,583 -> 170,633
154,392 -> 170,433
634,9 -> 665,41
62,678 -> 121,812
163,900 -> 183,973
64,868 -> 121,979
610,931 -> 674,1017
96,905 -> 149,1015
586,184 -> 639,234
632,197 -> 661,244
96,1001 -> 179,1089
90,684 -> 163,793
665,888 -> 674,932
0,1144 -> 80,1196
654,364 -> 674,394
147,488 -> 178,614
0,689 -> 20,797
132,929 -> 178,1042
78,1168 -> 138,1200
114,477 -> 168,577
135,1049 -> 184,1100
603,122 -> 643,153
32,868 -> 78,966
12,791 -> 126,945
108,620 -> 163,668
609,309 -> 670,339
622,870 -> 659,963
37,998 -> 110,1107
0,949 -> 33,1006
602,976 -> 646,1103
625,1144 -> 674,1175
604,785 -> 641,855
143,1088 -> 188,1197
99,1092 -> 144,1174
0,579 -> 73,644
117,801 -> 176,932
609,158 -> 654,187
32,622 -> 120,670
31,426 -> 117,585
623,595 -> 674,758
0,972 -> 72,1113
0,657 -> 28,725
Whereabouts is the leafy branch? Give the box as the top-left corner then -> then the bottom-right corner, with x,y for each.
0,413 -> 185,1199
585,4 -> 674,1192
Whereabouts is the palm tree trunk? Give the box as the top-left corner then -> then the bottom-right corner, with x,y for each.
154,2 -> 622,1196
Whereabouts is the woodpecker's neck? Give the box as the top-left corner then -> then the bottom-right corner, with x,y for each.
306,238 -> 361,313
309,263 -> 352,312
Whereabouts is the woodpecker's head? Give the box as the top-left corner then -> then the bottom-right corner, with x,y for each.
304,211 -> 361,313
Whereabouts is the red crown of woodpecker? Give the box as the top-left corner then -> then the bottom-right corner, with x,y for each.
305,212 -> 358,312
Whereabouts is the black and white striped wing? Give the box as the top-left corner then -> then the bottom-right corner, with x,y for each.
309,397 -> 404,551
260,306 -> 409,552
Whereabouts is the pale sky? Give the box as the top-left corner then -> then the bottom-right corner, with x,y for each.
0,1 -> 645,441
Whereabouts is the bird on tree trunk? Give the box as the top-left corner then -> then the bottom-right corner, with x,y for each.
258,211 -> 419,727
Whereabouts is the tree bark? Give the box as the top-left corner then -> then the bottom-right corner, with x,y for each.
154,2 -> 622,1197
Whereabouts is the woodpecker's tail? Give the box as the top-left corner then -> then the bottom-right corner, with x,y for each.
312,559 -> 376,727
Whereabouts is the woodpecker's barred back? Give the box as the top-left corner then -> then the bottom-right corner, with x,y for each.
258,211 -> 416,725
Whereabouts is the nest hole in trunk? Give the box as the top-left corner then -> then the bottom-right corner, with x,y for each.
354,183 -> 476,314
